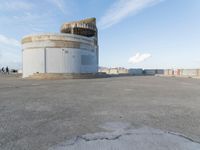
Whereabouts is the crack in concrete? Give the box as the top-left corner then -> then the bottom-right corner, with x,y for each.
55,130 -> 200,148
50,129 -> 200,150
168,131 -> 200,144
50,121 -> 200,150
51,131 -> 132,148
59,134 -> 124,147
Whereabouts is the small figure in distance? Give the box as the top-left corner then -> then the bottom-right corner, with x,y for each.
6,66 -> 9,74
1,67 -> 5,73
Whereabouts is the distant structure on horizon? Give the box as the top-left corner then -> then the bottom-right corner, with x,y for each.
21,18 -> 99,79
98,67 -> 164,76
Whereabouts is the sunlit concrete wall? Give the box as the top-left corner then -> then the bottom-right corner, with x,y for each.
128,69 -> 143,76
22,33 -> 98,78
164,69 -> 200,77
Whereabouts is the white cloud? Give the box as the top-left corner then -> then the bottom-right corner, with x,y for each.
0,11 -> 58,35
0,1 -> 34,11
129,52 -> 151,64
0,1 -> 74,34
0,34 -> 20,47
47,0 -> 71,15
99,0 -> 163,29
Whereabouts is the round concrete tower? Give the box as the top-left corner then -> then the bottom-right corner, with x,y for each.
22,18 -> 99,79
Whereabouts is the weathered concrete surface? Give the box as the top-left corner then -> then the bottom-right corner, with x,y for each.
51,123 -> 200,150
22,33 -> 96,48
60,18 -> 97,37
1,76 -> 200,149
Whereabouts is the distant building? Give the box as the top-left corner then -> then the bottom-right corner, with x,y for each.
99,67 -> 110,74
99,67 -> 128,75
128,69 -> 143,76
143,69 -> 156,76
109,68 -> 119,75
117,67 -> 129,74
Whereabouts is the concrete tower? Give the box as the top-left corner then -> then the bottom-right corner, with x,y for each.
21,18 -> 99,79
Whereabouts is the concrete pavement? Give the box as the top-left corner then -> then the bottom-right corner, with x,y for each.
0,76 -> 200,149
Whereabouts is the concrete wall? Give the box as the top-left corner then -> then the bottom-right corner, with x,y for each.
164,69 -> 200,77
22,33 -> 98,78
109,69 -> 118,75
198,70 -> 200,76
180,69 -> 198,77
22,48 -> 45,76
156,69 -> 164,75
99,68 -> 110,74
164,69 -> 174,76
128,69 -> 143,76
118,68 -> 128,74
99,68 -> 128,75
99,68 -> 164,76
143,69 -> 156,76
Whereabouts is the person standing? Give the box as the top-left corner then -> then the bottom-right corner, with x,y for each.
6,66 -> 9,74
1,67 -> 5,73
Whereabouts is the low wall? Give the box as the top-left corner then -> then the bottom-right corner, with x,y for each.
156,69 -> 164,75
143,69 -> 156,76
180,69 -> 199,77
128,69 -> 143,76
164,69 -> 200,77
26,73 -> 106,80
99,68 -> 128,75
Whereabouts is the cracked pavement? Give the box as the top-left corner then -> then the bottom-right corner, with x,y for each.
50,123 -> 200,150
1,76 -> 200,149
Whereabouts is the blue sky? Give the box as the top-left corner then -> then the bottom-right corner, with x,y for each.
0,0 -> 199,69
